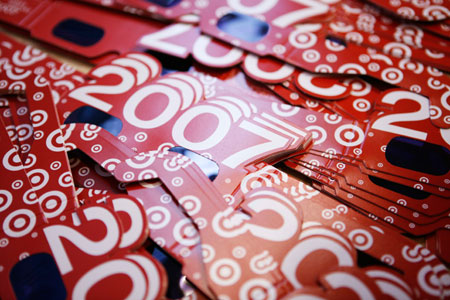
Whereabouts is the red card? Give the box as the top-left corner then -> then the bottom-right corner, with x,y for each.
79,0 -> 199,21
236,162 -> 449,299
2,3 -> 450,299
0,0 -> 167,64
0,32 -> 86,100
291,153 -> 450,217
0,76 -> 79,219
61,122 -> 216,297
366,0 -> 449,21
324,89 -> 450,191
59,54 -> 313,197
198,3 -> 450,128
286,158 -> 449,236
114,149 -> 304,299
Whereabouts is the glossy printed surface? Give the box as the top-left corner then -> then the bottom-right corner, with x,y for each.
0,1 -> 449,299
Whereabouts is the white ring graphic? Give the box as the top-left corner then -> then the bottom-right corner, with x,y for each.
334,124 -> 365,147
209,258 -> 241,286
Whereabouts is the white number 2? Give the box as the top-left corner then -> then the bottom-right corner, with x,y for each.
43,206 -> 120,275
371,91 -> 429,141
68,65 -> 135,112
222,119 -> 290,169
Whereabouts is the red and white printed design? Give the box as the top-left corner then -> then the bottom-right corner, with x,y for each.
0,33 -> 86,101
0,112 -> 166,300
421,19 -> 450,38
1,4 -> 450,299
298,89 -> 450,191
59,51 -> 162,120
367,0 -> 450,21
0,35 -> 168,299
248,93 -> 449,197
205,90 -> 449,200
114,149 -> 301,299
197,2 -> 450,128
1,0 -> 449,129
1,194 -> 167,300
60,123 -> 216,298
78,0 -> 199,21
294,154 -> 449,217
0,79 -> 78,220
59,57 -> 313,196
0,1 -> 169,63
287,158 -> 449,236
330,0 -> 450,72
236,163 -> 449,299
111,148 -> 449,299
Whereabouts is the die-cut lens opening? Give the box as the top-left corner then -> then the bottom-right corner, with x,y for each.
325,35 -> 347,47
64,106 -> 123,136
53,19 -> 104,47
169,146 -> 219,181
148,243 -> 186,299
146,50 -> 193,74
368,175 -> 430,200
385,136 -> 450,176
145,0 -> 182,7
10,253 -> 67,300
217,12 -> 270,43
356,250 -> 403,274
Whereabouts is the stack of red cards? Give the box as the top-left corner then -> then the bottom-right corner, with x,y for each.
0,0 -> 448,299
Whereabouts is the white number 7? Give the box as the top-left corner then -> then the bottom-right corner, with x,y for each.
222,119 -> 290,169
